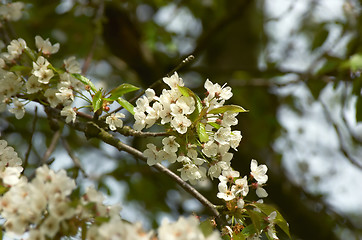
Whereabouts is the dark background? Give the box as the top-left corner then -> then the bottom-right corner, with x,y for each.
2,0 -> 362,239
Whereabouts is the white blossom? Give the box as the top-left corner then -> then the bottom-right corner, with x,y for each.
214,127 -> 231,145
158,216 -> 220,240
8,97 -> 25,119
250,159 -> 268,184
7,38 -> 26,59
40,215 -> 60,238
32,56 -> 54,84
202,141 -> 218,157
64,56 -> 81,73
221,111 -> 238,127
0,2 -> 24,21
106,113 -> 125,131
144,143 -> 160,166
162,72 -> 184,89
256,186 -> 268,198
218,170 -> 240,184
56,87 -> 74,105
35,36 -> 60,55
26,75 -> 43,94
204,79 -> 233,101
60,105 -> 76,123
44,88 -> 61,108
0,69 -> 23,97
170,114 -> 191,134
217,182 -> 235,201
162,136 -> 180,153
237,198 -> 245,209
232,176 -> 249,197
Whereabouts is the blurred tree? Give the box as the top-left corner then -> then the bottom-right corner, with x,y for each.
2,0 -> 362,239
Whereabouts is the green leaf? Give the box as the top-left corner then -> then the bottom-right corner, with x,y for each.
177,85 -> 204,121
92,90 -> 103,112
234,232 -> 246,240
108,83 -> 140,100
199,219 -> 214,237
197,123 -> 209,142
252,203 -> 291,239
117,97 -> 135,115
9,65 -> 32,72
0,185 -> 8,195
178,85 -> 191,97
189,94 -> 203,122
246,209 -> 263,234
207,122 -> 221,130
72,73 -> 97,92
350,54 -> 362,72
241,224 -> 257,236
356,96 -> 362,123
208,105 -> 248,114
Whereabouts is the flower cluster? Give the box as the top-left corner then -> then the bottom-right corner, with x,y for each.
0,36 -> 83,122
139,73 -> 243,184
0,138 -> 222,239
216,160 -> 268,207
0,139 -> 23,186
0,1 -> 24,21
0,165 -> 77,237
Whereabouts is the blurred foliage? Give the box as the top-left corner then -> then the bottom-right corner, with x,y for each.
2,0 -> 362,239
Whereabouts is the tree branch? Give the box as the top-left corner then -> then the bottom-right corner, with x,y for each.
42,128 -> 62,164
24,106 -> 38,169
44,106 -> 223,222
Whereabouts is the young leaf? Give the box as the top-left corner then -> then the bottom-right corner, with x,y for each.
177,85 -> 193,97
207,122 -> 221,130
197,123 -> 209,142
92,90 -> 103,112
72,73 -> 97,92
208,105 -> 248,114
177,85 -> 204,121
241,224 -> 257,236
117,97 -> 135,115
108,83 -> 140,100
199,219 -> 214,237
350,53 -> 362,72
246,209 -> 263,234
252,203 -> 291,239
9,65 -> 32,73
233,232 -> 247,240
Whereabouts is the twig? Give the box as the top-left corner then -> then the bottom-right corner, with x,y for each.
189,0 -> 252,58
81,0 -> 105,74
61,138 -> 88,177
24,106 -> 38,169
116,126 -> 169,137
42,128 -> 62,163
44,106 -> 223,221
320,100 -> 362,170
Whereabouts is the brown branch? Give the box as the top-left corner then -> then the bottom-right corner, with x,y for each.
24,106 -> 38,168
42,128 -> 62,163
189,0 -> 253,58
116,126 -> 169,137
81,0 -> 105,74
61,138 -> 88,177
44,106 -> 222,221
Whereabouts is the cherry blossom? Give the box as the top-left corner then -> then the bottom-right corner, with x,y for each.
250,159 -> 268,184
